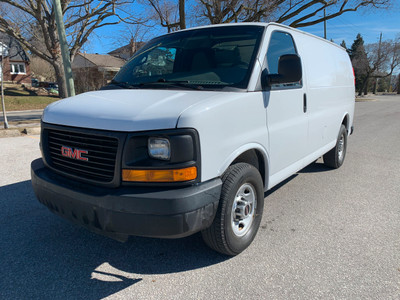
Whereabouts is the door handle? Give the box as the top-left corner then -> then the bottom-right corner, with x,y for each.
303,93 -> 307,113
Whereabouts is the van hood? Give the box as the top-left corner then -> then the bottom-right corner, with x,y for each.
42,89 -> 223,131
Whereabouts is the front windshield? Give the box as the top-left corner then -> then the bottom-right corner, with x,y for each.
111,25 -> 264,90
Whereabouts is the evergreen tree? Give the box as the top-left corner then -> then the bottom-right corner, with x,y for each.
350,34 -> 369,95
340,40 -> 351,56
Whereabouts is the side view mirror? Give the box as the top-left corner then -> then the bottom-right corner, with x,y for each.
266,54 -> 302,86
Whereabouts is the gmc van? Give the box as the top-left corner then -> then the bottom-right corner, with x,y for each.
31,23 -> 355,255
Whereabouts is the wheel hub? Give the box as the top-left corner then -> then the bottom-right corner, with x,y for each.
338,135 -> 344,160
231,183 -> 257,237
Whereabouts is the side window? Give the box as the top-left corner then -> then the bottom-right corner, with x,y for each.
266,31 -> 301,89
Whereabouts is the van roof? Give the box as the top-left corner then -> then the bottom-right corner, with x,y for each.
177,22 -> 345,51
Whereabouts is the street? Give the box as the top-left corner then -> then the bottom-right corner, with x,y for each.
0,109 -> 43,123
0,95 -> 399,299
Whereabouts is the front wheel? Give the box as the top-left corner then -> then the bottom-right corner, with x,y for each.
201,163 -> 264,256
323,124 -> 347,169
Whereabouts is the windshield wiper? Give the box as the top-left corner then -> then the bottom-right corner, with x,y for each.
107,80 -> 139,89
139,78 -> 203,90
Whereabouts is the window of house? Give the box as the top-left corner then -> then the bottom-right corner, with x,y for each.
10,63 -> 26,74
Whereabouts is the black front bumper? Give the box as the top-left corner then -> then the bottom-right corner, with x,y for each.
31,159 -> 221,239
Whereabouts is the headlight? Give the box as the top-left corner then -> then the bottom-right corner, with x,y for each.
148,137 -> 170,160
122,129 -> 200,184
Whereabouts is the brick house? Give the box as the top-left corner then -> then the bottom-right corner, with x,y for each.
0,32 -> 31,84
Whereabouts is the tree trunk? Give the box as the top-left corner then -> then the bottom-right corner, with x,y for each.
52,61 -> 68,99
363,77 -> 369,95
359,75 -> 370,96
397,74 -> 400,94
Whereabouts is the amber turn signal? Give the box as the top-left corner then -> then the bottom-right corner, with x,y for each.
122,167 -> 197,182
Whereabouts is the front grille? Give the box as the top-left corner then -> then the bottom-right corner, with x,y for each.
45,128 -> 119,182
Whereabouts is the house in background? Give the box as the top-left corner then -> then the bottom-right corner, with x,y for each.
108,39 -> 145,61
72,52 -> 125,93
0,32 -> 31,84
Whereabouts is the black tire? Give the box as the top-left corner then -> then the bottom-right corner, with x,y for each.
323,124 -> 347,169
201,163 -> 264,256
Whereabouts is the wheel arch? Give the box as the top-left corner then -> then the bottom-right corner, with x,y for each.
341,113 -> 350,134
219,144 -> 269,191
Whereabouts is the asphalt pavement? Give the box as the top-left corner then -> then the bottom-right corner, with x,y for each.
0,95 -> 399,299
0,109 -> 43,122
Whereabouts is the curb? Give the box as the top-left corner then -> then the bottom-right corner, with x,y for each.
0,126 -> 41,138
4,109 -> 44,114
355,98 -> 376,102
0,129 -> 22,138
22,127 -> 41,135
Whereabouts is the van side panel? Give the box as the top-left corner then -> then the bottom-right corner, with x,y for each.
295,34 -> 355,155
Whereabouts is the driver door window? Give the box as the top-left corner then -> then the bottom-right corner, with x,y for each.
266,31 -> 301,89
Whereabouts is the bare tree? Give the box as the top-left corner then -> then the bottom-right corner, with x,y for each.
30,56 -> 56,81
146,0 -> 391,31
197,0 -> 279,24
368,37 -> 400,92
0,0 -> 140,98
110,23 -> 149,55
275,0 -> 391,28
145,0 -> 185,32
198,0 -> 391,26
351,34 -> 400,95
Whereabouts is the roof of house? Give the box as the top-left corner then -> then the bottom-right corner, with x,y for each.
76,53 -> 125,68
108,41 -> 145,60
0,32 -> 30,62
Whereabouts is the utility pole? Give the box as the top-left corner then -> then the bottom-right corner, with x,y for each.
374,32 -> 383,94
53,0 -> 75,97
179,0 -> 186,30
323,9 -> 327,39
1,40 -> 9,129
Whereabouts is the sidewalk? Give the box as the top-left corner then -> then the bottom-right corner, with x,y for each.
0,109 -> 42,137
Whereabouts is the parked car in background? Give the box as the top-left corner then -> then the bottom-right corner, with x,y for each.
45,83 -> 58,92
31,78 -> 39,87
37,81 -> 58,94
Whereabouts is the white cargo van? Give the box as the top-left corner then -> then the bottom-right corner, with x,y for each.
31,23 -> 355,255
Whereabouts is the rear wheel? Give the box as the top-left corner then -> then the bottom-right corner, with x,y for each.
201,163 -> 264,256
323,124 -> 347,169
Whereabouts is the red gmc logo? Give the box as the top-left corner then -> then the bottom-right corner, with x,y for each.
61,146 -> 89,161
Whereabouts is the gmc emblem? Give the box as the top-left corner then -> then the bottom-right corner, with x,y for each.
61,146 -> 89,161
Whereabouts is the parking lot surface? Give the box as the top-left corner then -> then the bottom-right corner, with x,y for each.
0,95 -> 399,299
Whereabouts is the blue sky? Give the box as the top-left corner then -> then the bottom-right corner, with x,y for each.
86,3 -> 400,54
303,5 -> 400,47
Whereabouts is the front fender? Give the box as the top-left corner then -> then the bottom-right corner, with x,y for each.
218,143 -> 270,191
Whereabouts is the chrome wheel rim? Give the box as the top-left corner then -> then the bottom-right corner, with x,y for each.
231,183 -> 257,237
338,134 -> 345,161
